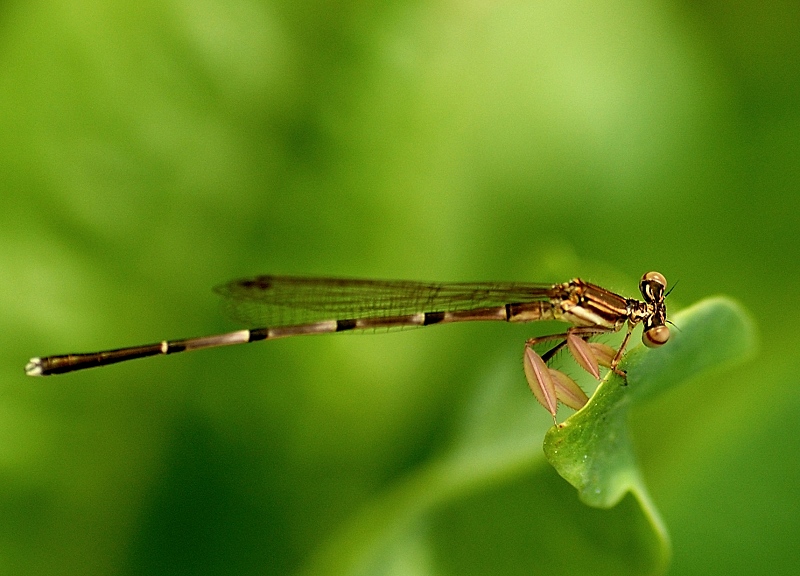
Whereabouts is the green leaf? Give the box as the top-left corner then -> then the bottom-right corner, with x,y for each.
543,296 -> 757,562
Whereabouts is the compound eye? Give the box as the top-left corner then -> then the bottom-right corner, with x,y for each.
639,271 -> 667,300
642,271 -> 667,288
643,325 -> 670,348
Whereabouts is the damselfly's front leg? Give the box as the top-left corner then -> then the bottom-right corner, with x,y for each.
609,323 -> 635,376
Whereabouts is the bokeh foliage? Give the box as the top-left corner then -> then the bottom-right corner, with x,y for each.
1,1 -> 798,575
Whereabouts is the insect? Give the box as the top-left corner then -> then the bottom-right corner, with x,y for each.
25,272 -> 670,424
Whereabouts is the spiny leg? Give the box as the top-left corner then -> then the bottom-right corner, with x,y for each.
523,343 -> 590,424
523,347 -> 559,425
525,326 -> 616,376
523,325 -> 639,422
611,323 -> 634,368
523,328 -> 605,424
541,338 -> 567,364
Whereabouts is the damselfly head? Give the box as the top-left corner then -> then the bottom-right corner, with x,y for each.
639,271 -> 669,347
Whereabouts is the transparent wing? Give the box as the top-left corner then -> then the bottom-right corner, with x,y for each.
214,275 -> 556,327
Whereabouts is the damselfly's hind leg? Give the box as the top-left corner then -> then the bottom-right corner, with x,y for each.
525,326 -> 624,378
522,326 -> 628,420
523,342 -> 589,426
522,327 -> 609,424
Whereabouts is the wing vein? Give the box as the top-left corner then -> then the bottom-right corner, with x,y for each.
214,275 -> 556,327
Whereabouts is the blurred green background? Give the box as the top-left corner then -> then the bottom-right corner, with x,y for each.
1,0 -> 798,574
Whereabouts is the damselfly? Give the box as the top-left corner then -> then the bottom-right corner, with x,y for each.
25,272 -> 670,423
